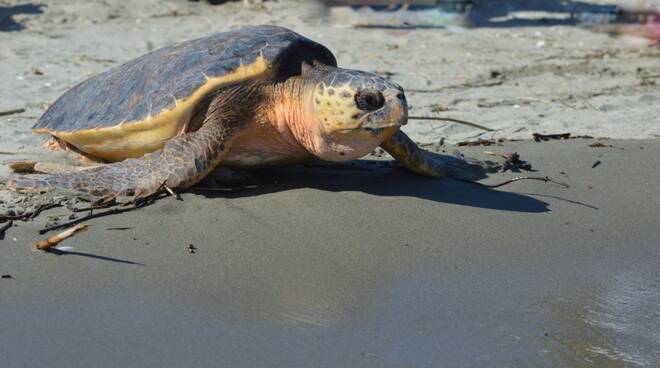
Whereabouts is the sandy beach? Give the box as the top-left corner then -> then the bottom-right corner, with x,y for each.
1,1 -> 660,367
2,139 -> 660,367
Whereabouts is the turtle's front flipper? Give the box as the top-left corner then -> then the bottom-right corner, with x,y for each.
9,121 -> 239,199
380,130 -> 447,178
381,130 -> 488,180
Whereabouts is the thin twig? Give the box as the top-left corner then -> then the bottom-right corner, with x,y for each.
533,132 -> 571,142
191,185 -> 259,193
40,205 -> 140,234
408,80 -> 503,93
0,108 -> 25,117
0,220 -> 12,234
33,224 -> 90,250
67,196 -> 117,213
69,202 -> 114,213
408,116 -> 495,132
460,176 -> 570,189
40,192 -> 165,234
161,183 -> 181,200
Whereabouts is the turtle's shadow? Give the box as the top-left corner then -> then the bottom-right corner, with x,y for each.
197,159 -> 551,214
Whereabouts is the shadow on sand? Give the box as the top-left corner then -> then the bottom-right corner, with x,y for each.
196,158 -> 552,213
0,3 -> 43,32
45,248 -> 144,265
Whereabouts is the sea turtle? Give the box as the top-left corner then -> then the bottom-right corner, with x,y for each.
8,25 -> 451,199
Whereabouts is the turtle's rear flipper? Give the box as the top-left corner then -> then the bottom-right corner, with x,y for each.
9,121 -> 237,200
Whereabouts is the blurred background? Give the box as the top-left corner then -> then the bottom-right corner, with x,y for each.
1,0 -> 658,159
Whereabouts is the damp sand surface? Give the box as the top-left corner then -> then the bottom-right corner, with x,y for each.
1,139 -> 659,367
1,0 -> 660,366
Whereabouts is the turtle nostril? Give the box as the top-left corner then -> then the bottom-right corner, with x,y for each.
396,92 -> 405,100
355,89 -> 385,112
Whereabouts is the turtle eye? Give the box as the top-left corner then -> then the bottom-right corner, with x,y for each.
355,89 -> 385,112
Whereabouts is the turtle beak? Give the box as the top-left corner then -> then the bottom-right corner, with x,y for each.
361,89 -> 408,129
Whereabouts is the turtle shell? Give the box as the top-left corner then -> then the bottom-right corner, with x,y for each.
34,25 -> 336,161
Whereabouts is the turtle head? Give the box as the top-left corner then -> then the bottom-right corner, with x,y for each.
298,65 -> 408,161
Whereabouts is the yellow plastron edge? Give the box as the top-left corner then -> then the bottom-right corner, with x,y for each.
34,55 -> 270,162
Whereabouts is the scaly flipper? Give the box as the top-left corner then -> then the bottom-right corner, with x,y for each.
381,130 -> 490,180
380,130 -> 447,178
8,120 -> 241,199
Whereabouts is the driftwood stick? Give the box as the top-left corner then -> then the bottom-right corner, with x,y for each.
0,220 -> 12,234
69,202 -> 114,213
40,205 -> 139,234
408,116 -> 495,132
161,183 -> 181,200
33,224 -> 89,250
460,176 -> 570,189
408,80 -> 503,93
191,185 -> 259,193
0,108 -> 25,117
39,192 -> 165,234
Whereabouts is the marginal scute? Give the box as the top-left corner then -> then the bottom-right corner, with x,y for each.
39,56 -> 271,161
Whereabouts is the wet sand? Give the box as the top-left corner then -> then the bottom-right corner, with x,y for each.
2,139 -> 659,367
2,0 -> 660,366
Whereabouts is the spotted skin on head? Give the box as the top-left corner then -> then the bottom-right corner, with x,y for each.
314,82 -> 363,131
311,68 -> 404,133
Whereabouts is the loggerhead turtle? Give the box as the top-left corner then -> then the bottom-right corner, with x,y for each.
8,25 -> 454,199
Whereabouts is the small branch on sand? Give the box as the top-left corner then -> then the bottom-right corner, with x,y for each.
483,151 -> 533,172
0,220 -> 13,234
408,80 -> 503,93
40,193 -> 165,234
7,161 -> 37,173
41,206 -> 136,234
457,139 -> 502,147
533,133 -> 571,142
191,185 -> 259,193
460,176 -> 570,189
0,108 -> 25,117
408,116 -> 495,132
161,182 -> 181,200
33,224 -> 89,250
68,202 -> 113,213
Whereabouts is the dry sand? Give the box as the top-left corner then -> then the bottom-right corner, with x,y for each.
1,1 -> 660,367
